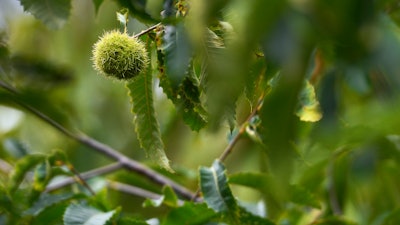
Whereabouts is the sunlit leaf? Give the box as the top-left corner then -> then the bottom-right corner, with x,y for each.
63,203 -> 118,225
296,81 -> 322,122
33,161 -> 51,192
116,8 -> 129,28
127,58 -> 172,172
9,154 -> 46,193
19,0 -> 71,29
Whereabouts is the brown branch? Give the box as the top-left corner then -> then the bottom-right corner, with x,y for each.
0,80 -> 197,201
46,162 -> 122,192
108,180 -> 161,200
133,23 -> 161,38
219,93 -> 265,161
192,93 -> 266,201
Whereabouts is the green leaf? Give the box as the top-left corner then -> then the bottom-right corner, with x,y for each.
9,154 -> 46,193
25,193 -> 82,216
144,186 -> 179,208
92,0 -> 104,14
116,8 -> 129,29
235,206 -> 275,225
289,185 -> 320,209
118,217 -> 149,225
156,44 -> 207,131
229,172 -> 271,193
163,202 -> 217,225
19,0 -> 72,29
0,88 -> 72,130
199,160 -> 237,212
116,0 -> 155,22
163,23 -> 192,88
33,161 -> 51,192
63,203 -> 118,225
200,163 -> 275,224
127,61 -> 172,172
295,81 -> 322,122
31,202 -> 69,225
312,217 -> 357,225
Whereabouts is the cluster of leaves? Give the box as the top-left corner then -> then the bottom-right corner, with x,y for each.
1,0 -> 400,224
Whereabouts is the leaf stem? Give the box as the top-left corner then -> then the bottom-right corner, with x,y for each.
134,23 -> 161,38
219,93 -> 265,161
0,80 -> 197,200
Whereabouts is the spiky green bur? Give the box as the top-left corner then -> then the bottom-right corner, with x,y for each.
92,30 -> 149,80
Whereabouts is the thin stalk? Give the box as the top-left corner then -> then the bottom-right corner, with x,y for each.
0,80 -> 197,200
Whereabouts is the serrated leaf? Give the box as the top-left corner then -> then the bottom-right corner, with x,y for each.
19,0 -> 71,29
127,62 -> 172,172
163,23 -> 192,88
199,160 -> 236,212
163,202 -> 217,225
9,154 -> 46,193
200,163 -> 275,225
296,81 -> 322,122
63,203 -> 118,225
157,48 -> 207,131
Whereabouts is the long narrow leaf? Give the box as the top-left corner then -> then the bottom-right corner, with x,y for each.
127,57 -> 172,171
200,160 -> 275,225
199,160 -> 236,212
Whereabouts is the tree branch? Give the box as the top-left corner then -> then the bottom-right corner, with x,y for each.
219,93 -> 265,161
46,162 -> 123,192
108,180 -> 161,200
133,23 -> 161,38
0,80 -> 197,201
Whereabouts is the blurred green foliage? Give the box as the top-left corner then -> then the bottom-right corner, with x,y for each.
1,0 -> 400,224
